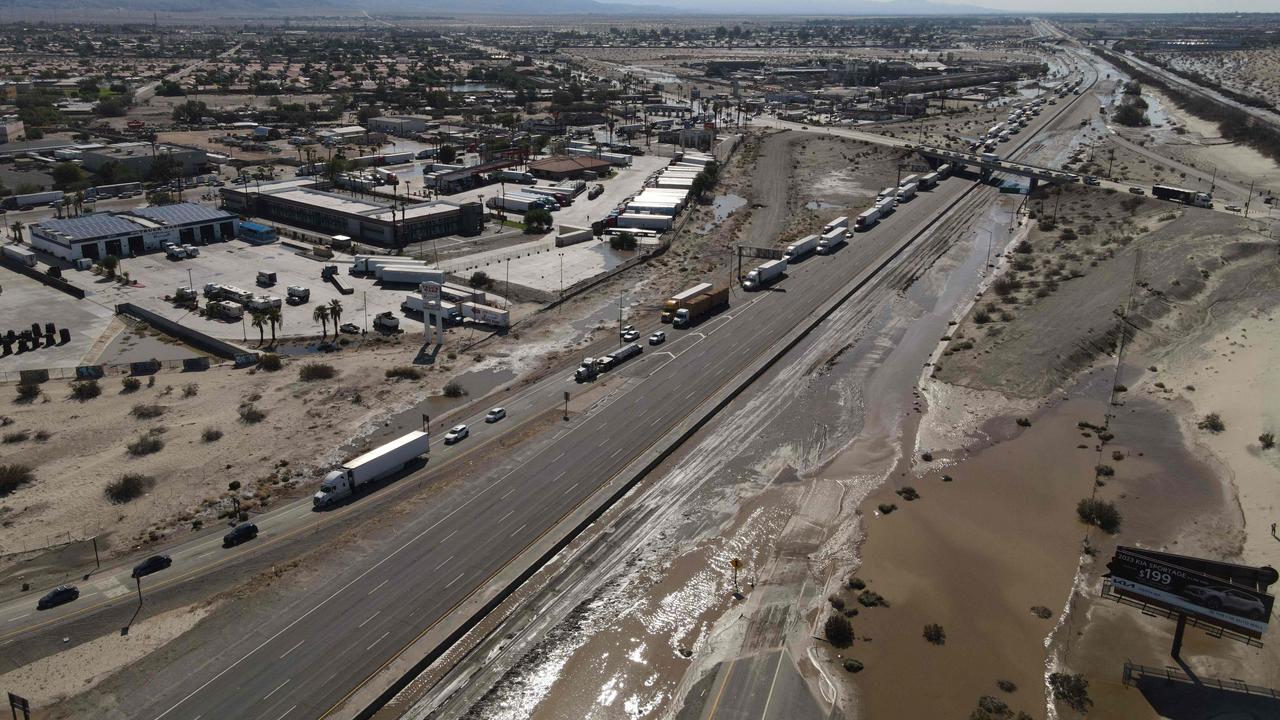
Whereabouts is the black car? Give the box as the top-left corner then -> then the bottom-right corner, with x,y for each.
132,554 -> 173,579
223,523 -> 259,548
37,585 -> 80,610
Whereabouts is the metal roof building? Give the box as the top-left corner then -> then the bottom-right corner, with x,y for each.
29,202 -> 239,261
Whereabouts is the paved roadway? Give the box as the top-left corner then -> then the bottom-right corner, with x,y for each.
1,49 -> 1101,720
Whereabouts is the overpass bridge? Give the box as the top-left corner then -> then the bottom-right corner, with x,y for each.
910,144 -> 1084,191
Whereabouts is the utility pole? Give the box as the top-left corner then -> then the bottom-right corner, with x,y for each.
1244,179 -> 1255,218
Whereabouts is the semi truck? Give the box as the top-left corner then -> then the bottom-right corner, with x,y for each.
661,282 -> 713,323
1152,185 -> 1212,208
4,190 -> 64,210
575,343 -> 643,382
402,294 -> 463,324
460,301 -> 510,328
486,193 -> 551,213
782,234 -> 820,263
919,172 -> 939,190
286,286 -> 310,304
822,216 -> 849,234
672,286 -> 729,328
312,431 -> 430,508
876,197 -> 896,217
626,201 -> 679,216
2,244 -> 37,267
853,207 -> 881,231
896,182 -> 918,202
616,213 -> 672,231
742,259 -> 786,291
817,227 -> 847,254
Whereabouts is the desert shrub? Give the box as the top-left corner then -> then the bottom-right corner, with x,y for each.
202,427 -> 224,442
34,429 -> 50,441
1016,417 -> 1031,427
15,381 -> 41,402
121,376 -> 142,392
846,576 -> 866,590
976,695 -> 1008,716
824,614 -> 853,647
259,353 -> 283,371
1077,497 -> 1122,533
239,404 -> 266,424
105,473 -> 155,503
973,310 -> 992,324
3,430 -> 29,443
920,451 -> 933,462
299,363 -> 337,381
877,503 -> 897,515
442,382 -> 466,398
997,679 -> 1018,693
0,464 -> 35,496
1031,605 -> 1053,619
829,594 -> 846,611
1198,413 -> 1225,433
131,403 -> 166,419
923,623 -> 946,645
896,486 -> 920,501
127,434 -> 165,456
843,659 -> 864,673
1260,432 -> 1276,450
182,383 -> 199,398
386,366 -> 422,380
228,480 -> 241,491
858,590 -> 889,607
1095,464 -> 1115,477
70,380 -> 102,401
1048,672 -> 1092,713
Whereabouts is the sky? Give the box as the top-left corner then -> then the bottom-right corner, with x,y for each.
650,0 -> 1278,12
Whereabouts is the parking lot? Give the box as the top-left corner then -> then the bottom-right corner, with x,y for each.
0,269 -> 115,373
64,239 -> 453,341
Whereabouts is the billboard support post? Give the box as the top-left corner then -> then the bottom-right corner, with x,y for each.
1170,613 -> 1187,661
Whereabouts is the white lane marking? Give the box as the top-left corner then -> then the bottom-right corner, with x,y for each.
554,451 -> 565,462
366,631 -> 389,651
552,470 -> 567,482
434,555 -> 453,570
279,639 -> 305,659
441,529 -> 457,543
357,611 -> 380,629
194,552 -> 214,560
649,416 -> 662,428
367,579 -> 389,595
610,447 -> 625,459
7,613 -> 30,622
500,487 -> 516,499
509,524 -> 526,538
273,705 -> 296,720
562,482 -> 579,495
498,509 -> 514,523
444,573 -> 465,589
263,679 -> 291,700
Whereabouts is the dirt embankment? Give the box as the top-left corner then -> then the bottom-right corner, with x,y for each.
843,185 -> 1280,719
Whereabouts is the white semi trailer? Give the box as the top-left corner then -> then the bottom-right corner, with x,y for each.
312,431 -> 430,508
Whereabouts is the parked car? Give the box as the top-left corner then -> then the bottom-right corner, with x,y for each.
339,323 -> 360,334
444,424 -> 469,444
222,522 -> 259,548
1225,205 -> 1242,212
484,407 -> 506,423
37,585 -> 80,610
648,331 -> 666,346
588,184 -> 605,200
1128,187 -> 1145,195
1083,176 -> 1100,186
131,554 -> 173,579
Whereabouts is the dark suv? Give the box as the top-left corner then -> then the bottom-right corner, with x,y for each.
37,585 -> 80,610
132,554 -> 173,579
223,522 -> 259,548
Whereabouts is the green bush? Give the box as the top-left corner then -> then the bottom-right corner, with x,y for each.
1048,672 -> 1092,713
202,427 -> 223,442
259,353 -> 283,371
843,659 -> 864,673
105,473 -> 155,503
239,404 -> 266,424
923,623 -> 946,645
0,464 -> 35,496
846,576 -> 866,590
1198,413 -> 1225,433
298,363 -> 336,381
15,381 -> 41,402
877,503 -> 897,515
442,382 -> 466,398
1077,497 -> 1122,533
824,614 -> 853,647
70,380 -> 102,401
386,366 -> 422,380
1260,432 -> 1275,450
121,376 -> 142,392
858,590 -> 889,607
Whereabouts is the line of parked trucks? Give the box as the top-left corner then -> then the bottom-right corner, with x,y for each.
486,180 -> 587,214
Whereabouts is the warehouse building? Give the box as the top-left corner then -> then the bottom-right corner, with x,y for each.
79,142 -> 208,179
367,115 -> 435,137
528,155 -> 612,181
220,179 -> 484,248
28,203 -> 239,261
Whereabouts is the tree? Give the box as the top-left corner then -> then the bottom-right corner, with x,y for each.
313,305 -> 330,340
171,100 -> 210,125
469,271 -> 492,289
1048,672 -> 1092,713
523,206 -> 553,232
824,614 -> 853,647
250,311 -> 267,346
328,298 -> 343,329
266,307 -> 282,346
437,144 -> 457,164
51,162 -> 85,190
101,254 -> 119,276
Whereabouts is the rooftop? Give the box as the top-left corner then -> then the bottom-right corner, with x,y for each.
32,214 -> 145,242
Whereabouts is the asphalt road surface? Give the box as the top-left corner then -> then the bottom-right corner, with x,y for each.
1,52 -> 1102,720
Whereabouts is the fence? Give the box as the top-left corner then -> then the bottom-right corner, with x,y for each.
0,355 -> 224,384
0,253 -> 86,299
115,303 -> 255,361
1122,661 -> 1280,699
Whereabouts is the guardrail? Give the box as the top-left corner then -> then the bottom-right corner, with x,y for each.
1123,660 -> 1280,698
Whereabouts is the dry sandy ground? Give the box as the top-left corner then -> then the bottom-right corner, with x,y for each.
1151,48 -> 1280,110
835,187 -> 1280,717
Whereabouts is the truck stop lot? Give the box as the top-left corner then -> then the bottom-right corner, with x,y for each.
0,269 -> 115,372
65,240 -> 414,340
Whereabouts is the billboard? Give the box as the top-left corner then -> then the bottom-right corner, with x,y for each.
1107,546 -> 1275,639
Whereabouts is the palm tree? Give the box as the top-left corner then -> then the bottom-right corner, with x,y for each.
328,298 -> 343,330
249,311 -> 267,346
313,305 -> 330,340
266,307 -> 282,346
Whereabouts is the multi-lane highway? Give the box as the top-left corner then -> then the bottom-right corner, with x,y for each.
2,47 -> 1104,720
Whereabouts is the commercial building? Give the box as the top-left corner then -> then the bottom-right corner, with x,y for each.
0,115 -> 25,144
29,203 -> 239,261
220,179 -> 483,248
528,155 -> 612,181
367,115 -> 435,137
79,142 -> 208,179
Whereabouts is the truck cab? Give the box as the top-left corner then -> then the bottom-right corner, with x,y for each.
575,358 -> 599,382
313,469 -> 353,508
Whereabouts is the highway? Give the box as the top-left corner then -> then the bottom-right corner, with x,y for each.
2,46 -> 1102,720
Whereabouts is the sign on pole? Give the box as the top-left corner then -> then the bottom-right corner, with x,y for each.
8,692 -> 31,720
